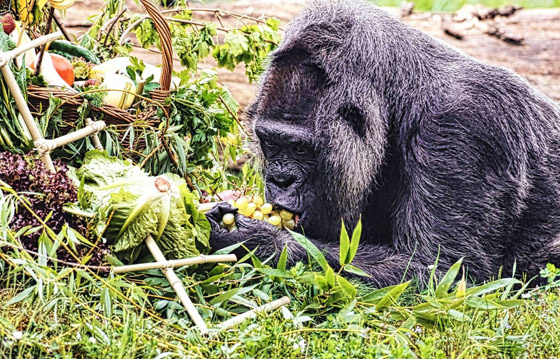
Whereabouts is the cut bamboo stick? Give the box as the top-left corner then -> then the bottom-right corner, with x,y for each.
145,235 -> 208,334
35,121 -> 106,155
0,32 -> 63,63
217,296 -> 291,330
112,254 -> 237,273
0,64 -> 55,171
85,118 -> 104,150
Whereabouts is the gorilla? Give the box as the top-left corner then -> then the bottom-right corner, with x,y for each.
207,0 -> 560,287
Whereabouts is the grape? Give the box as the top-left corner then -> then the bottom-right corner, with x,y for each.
268,215 -> 282,226
283,219 -> 296,230
260,203 -> 273,214
280,209 -> 293,221
223,213 -> 235,225
220,194 -> 295,231
234,197 -> 249,210
253,195 -> 264,208
246,202 -> 257,216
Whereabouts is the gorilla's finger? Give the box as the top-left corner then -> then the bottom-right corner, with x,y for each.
205,202 -> 238,221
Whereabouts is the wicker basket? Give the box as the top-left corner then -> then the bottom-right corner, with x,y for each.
27,0 -> 173,147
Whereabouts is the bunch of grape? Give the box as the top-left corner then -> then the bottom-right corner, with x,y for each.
221,195 -> 296,231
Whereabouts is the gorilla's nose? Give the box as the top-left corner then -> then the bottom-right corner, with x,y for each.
269,171 -> 297,188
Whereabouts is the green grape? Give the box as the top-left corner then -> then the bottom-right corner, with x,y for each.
260,203 -> 273,215
268,215 -> 282,226
234,197 -> 249,210
280,209 -> 293,221
253,210 -> 264,220
253,195 -> 264,208
283,219 -> 295,230
246,202 -> 257,216
223,213 -> 235,225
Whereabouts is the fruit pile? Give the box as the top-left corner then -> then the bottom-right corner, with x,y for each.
221,195 -> 296,231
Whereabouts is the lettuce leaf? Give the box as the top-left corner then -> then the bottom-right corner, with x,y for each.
72,150 -> 210,262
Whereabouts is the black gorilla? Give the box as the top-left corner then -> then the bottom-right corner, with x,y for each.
208,0 -> 560,287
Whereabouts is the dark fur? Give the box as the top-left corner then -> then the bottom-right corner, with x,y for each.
207,0 -> 560,287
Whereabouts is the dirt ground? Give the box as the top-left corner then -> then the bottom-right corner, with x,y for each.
62,1 -> 560,109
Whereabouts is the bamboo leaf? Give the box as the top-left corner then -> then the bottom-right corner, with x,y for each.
277,245 -> 288,271
376,281 -> 411,310
348,217 -> 362,264
289,230 -> 330,272
339,220 -> 350,265
435,258 -> 463,298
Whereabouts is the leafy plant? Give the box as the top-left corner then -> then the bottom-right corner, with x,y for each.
71,150 -> 210,262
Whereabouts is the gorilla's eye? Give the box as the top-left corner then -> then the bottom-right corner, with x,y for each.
292,143 -> 309,156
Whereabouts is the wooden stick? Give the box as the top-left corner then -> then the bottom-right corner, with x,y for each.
35,121 -> 106,155
0,63 -> 54,171
112,254 -> 237,273
1,32 -> 63,62
217,296 -> 291,330
145,235 -> 208,334
34,8 -> 56,77
53,14 -> 72,41
85,118 -> 104,150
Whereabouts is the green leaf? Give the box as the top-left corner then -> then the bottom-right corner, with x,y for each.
337,275 -> 357,298
289,230 -> 330,272
277,245 -> 288,271
210,287 -> 241,305
465,296 -> 504,310
101,287 -> 112,317
326,267 -> 336,288
465,278 -> 521,297
339,220 -> 350,265
256,267 -> 291,279
376,281 -> 411,310
348,218 -> 362,264
447,309 -> 471,322
344,264 -> 371,277
6,286 -> 35,306
435,258 -> 463,298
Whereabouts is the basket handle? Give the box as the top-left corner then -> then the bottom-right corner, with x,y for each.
139,0 -> 173,95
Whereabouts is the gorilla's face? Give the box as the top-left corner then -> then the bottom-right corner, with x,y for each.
255,121 -> 319,233
251,48 -> 331,237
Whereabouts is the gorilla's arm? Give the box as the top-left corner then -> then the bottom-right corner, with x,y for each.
207,203 -> 426,287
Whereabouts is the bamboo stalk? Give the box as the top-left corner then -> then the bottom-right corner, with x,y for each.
85,118 -> 104,150
1,32 -> 63,63
0,64 -> 54,171
217,296 -> 291,330
145,235 -> 208,334
112,254 -> 237,273
35,121 -> 106,155
198,202 -> 218,213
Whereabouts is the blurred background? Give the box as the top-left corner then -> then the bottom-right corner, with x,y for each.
64,0 -> 560,109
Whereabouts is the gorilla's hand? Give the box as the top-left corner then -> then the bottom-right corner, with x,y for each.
207,202 -> 283,256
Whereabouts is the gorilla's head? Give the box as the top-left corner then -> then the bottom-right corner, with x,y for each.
248,1 -> 396,240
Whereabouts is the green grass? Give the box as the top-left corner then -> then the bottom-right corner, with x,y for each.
2,247 -> 560,358
2,184 -> 560,358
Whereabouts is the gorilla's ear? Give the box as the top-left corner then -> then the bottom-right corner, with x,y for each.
338,103 -> 366,138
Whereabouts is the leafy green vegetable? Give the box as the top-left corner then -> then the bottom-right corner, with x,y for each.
72,150 -> 210,262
